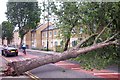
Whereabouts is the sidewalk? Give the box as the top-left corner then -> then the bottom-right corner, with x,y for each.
26,49 -> 61,55
27,48 -> 120,79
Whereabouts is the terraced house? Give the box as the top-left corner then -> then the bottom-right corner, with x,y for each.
25,21 -> 88,51
25,22 -> 58,50
24,15 -> 88,51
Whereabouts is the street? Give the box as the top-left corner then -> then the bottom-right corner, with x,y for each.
0,1 -> 120,80
0,46 -> 119,80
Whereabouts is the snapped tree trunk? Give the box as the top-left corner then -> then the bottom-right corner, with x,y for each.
6,40 -> 117,76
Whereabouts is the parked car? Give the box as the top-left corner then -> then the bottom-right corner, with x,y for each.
1,45 -> 18,57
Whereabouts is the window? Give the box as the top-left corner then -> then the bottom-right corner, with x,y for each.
54,31 -> 57,36
80,28 -> 83,34
72,41 -> 77,47
55,41 -> 58,46
45,32 -> 47,37
49,32 -> 52,37
42,33 -> 44,37
51,42 -> 53,47
43,42 -> 45,45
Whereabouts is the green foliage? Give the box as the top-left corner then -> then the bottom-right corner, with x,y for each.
41,48 -> 52,51
50,2 -> 82,49
50,2 -> 120,69
2,21 -> 14,44
6,2 -> 41,43
70,2 -> 120,70
73,28 -> 119,70
80,2 -> 120,34
73,44 -> 119,70
31,48 -> 40,50
55,45 -> 64,52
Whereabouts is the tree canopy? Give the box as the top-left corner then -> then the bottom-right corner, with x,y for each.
73,2 -> 120,70
50,2 -> 83,51
6,1 -> 41,44
50,2 -> 120,69
1,21 -> 14,45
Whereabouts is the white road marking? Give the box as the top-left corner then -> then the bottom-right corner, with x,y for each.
9,60 -> 13,62
25,58 -> 30,60
94,73 -> 120,75
71,68 -> 81,70
21,57 -> 26,60
55,64 -> 75,66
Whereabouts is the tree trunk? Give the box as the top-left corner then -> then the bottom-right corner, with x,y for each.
2,39 -> 4,45
20,36 -> 24,48
63,26 -> 74,51
7,40 -> 117,76
63,38 -> 70,51
7,39 -> 10,45
19,30 -> 29,48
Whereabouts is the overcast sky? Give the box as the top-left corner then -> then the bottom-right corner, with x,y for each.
0,0 -> 8,24
0,0 -> 46,24
0,0 -> 119,25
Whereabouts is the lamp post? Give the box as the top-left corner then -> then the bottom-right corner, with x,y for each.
46,0 -> 49,51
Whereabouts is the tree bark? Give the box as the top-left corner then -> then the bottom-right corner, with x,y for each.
63,38 -> 70,51
19,30 -> 29,47
2,39 -> 4,45
7,39 -> 10,45
6,40 -> 117,76
20,36 -> 24,48
94,27 -> 107,44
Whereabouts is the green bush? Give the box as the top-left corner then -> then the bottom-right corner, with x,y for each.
72,45 -> 119,70
41,48 -> 52,51
31,48 -> 40,50
55,45 -> 64,52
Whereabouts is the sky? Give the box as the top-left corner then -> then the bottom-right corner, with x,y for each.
0,0 -> 45,24
0,0 -> 118,25
0,0 -> 8,24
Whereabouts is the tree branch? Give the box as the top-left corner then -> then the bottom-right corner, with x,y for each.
74,33 -> 98,49
76,40 -> 117,55
104,32 -> 119,43
93,27 -> 107,44
93,19 -> 114,44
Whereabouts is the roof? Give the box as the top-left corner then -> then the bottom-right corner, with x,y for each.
36,24 -> 44,30
30,22 -> 57,33
42,25 -> 58,32
31,23 -> 44,32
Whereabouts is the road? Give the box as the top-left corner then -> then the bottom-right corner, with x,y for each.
0,46 -> 119,80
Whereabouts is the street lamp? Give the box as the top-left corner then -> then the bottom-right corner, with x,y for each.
46,0 -> 49,51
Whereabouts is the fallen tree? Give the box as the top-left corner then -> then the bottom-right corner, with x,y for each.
2,2 -> 120,76
2,32 -> 119,76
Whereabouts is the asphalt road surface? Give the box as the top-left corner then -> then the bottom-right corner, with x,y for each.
0,46 -> 119,80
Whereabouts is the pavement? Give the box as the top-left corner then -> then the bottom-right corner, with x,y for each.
26,49 -> 61,55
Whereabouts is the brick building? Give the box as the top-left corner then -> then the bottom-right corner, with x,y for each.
25,22 -> 88,51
